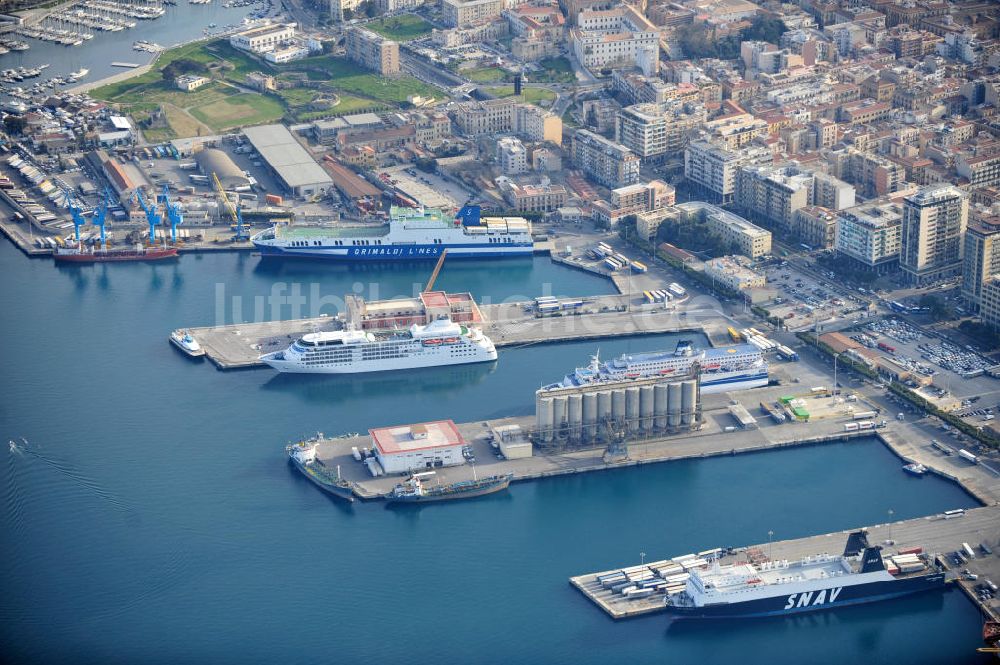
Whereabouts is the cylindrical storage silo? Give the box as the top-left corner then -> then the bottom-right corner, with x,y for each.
654,384 -> 669,430
667,382 -> 681,427
681,380 -> 698,426
612,389 -> 626,422
639,385 -> 655,432
625,387 -> 640,433
582,392 -> 598,442
597,391 -> 612,425
553,396 -> 568,437
568,393 -> 583,441
536,397 -> 554,442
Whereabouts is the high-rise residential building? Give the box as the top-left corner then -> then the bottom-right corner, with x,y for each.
683,140 -> 771,204
961,217 -> 1000,312
835,201 -> 903,274
615,102 -> 705,163
328,0 -> 362,21
345,27 -> 400,76
571,129 -> 641,188
735,165 -> 814,233
900,185 -> 969,286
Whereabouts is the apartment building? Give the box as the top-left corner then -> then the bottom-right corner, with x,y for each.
451,99 -> 561,145
735,165 -> 815,233
794,205 -> 838,250
591,180 -> 675,226
328,0 -> 362,21
496,136 -> 529,175
900,184 -> 969,286
514,104 -> 563,146
704,256 -> 767,291
571,128 -> 641,188
961,217 -> 1000,312
442,0 -> 503,27
835,201 -> 902,274
615,101 -> 705,162
345,27 -> 400,76
683,140 -> 772,204
677,202 -> 772,259
980,278 -> 1000,330
498,180 -> 568,212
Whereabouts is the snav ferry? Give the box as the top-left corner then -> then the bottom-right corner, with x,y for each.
665,532 -> 945,620
259,317 -> 497,374
548,341 -> 769,394
251,205 -> 533,261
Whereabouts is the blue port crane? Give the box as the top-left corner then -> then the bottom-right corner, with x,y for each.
65,189 -> 87,243
131,188 -> 161,245
91,188 -> 112,248
160,184 -> 183,243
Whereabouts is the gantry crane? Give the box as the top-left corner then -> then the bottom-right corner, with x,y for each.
65,189 -> 87,243
212,172 -> 247,241
131,188 -> 162,245
161,184 -> 183,243
91,189 -> 111,249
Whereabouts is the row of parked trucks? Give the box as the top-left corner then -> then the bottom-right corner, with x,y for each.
590,242 -> 648,274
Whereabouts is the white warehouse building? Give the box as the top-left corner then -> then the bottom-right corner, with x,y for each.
371,420 -> 467,475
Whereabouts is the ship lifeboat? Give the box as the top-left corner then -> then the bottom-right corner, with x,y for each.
626,372 -> 640,379
702,363 -> 721,370
659,368 -> 675,374
422,338 -> 443,346
442,337 -> 460,344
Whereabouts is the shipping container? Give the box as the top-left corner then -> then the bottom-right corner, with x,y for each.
844,423 -> 859,432
877,341 -> 896,353
535,296 -> 558,304
631,261 -> 647,274
853,411 -> 877,420
560,300 -> 584,309
962,543 -> 976,559
668,283 -> 686,297
265,193 -> 283,205
898,547 -> 923,555
604,257 -> 621,271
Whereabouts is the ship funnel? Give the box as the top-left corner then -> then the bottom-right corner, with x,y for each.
859,546 -> 885,573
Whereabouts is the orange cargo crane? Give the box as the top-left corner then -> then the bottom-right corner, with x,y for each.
423,249 -> 448,292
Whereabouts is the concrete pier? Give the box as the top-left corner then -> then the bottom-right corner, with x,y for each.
569,505 -> 1000,620
185,294 -> 735,370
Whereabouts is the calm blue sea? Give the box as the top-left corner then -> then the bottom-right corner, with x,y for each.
0,238 -> 989,664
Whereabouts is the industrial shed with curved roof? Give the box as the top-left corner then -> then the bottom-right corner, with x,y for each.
195,148 -> 248,188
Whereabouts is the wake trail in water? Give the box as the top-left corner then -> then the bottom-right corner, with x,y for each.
4,442 -> 29,537
12,438 -> 132,515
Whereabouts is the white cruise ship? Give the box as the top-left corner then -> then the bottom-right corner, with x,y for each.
251,205 -> 533,261
548,341 -> 768,394
259,317 -> 497,374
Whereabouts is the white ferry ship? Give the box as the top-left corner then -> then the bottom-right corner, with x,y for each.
259,317 -> 497,374
251,205 -> 533,261
549,341 -> 768,394
664,532 -> 945,619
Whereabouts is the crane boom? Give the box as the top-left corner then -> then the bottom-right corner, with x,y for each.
423,249 -> 447,292
213,172 -> 246,240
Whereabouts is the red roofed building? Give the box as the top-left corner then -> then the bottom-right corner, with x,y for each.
371,420 -> 466,474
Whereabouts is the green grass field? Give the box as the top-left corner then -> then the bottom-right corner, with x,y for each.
189,93 -> 284,132
278,55 -> 437,104
534,57 -> 575,84
482,86 -> 556,107
364,15 -> 433,41
463,66 -> 510,84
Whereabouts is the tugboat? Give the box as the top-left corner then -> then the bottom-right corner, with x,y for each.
169,329 -> 205,357
903,462 -> 927,476
286,437 -> 356,503
386,470 -> 513,503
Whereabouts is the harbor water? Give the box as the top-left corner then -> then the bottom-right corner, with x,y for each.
0,3 -> 254,81
0,237 -> 990,664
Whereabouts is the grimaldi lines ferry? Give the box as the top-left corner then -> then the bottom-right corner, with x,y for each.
259,317 -> 497,374
251,205 -> 533,260
551,341 -> 768,394
665,532 -> 945,620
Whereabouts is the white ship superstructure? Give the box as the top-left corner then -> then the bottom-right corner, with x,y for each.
553,341 -> 768,394
259,317 -> 497,374
252,205 -> 533,260
664,534 -> 945,619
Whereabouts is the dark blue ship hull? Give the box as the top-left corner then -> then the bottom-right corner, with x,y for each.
665,573 -> 945,620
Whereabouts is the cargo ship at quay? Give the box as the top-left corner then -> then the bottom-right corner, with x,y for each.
546,341 -> 769,395
251,205 -> 533,260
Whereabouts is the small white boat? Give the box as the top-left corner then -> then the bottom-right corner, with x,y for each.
903,463 -> 927,476
170,329 -> 205,357
67,67 -> 88,80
